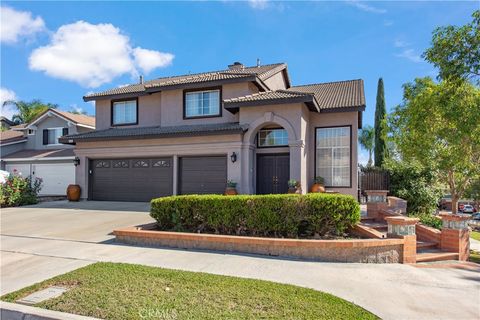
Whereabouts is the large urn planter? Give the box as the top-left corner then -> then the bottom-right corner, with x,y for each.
225,180 -> 238,196
67,184 -> 81,201
287,179 -> 302,194
310,176 -> 326,193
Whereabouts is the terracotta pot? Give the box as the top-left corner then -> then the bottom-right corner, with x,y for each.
67,184 -> 81,201
225,187 -> 238,196
310,183 -> 325,193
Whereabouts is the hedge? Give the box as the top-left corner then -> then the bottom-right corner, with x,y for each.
150,193 -> 360,238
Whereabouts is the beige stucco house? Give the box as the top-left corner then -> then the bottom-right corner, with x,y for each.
62,62 -> 365,202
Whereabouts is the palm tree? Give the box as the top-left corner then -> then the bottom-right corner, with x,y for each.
358,125 -> 375,167
2,100 -> 58,124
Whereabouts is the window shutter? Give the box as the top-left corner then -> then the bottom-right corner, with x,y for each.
62,128 -> 69,136
43,129 -> 48,145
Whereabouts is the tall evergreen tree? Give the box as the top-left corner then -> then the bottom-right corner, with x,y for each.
374,78 -> 387,166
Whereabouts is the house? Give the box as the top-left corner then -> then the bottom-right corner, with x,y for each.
61,62 -> 365,202
0,116 -> 16,130
1,109 -> 95,195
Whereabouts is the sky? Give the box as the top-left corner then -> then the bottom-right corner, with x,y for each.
1,1 -> 478,163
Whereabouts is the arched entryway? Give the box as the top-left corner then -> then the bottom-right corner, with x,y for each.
242,112 -> 304,194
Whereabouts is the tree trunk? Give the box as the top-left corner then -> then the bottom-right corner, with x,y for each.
451,195 -> 458,214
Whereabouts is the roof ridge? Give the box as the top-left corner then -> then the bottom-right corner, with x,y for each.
291,79 -> 363,87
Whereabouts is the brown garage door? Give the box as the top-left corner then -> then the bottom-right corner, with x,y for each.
90,158 -> 173,202
179,156 -> 227,194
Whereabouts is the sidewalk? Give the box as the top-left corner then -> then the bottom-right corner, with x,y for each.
2,234 -> 479,320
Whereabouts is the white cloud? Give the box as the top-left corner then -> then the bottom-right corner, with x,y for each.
384,20 -> 394,27
133,47 -> 174,74
346,1 -> 386,14
0,88 -> 18,120
394,40 -> 410,48
396,48 -> 422,63
248,0 -> 269,10
0,6 -> 45,43
29,21 -> 174,88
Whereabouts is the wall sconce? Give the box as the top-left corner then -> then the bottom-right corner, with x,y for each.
230,152 -> 237,163
73,157 -> 80,166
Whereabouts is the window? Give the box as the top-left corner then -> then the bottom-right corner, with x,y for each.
258,128 -> 288,147
184,89 -> 220,118
112,99 -> 137,125
315,126 -> 351,187
27,129 -> 35,135
43,128 -> 64,145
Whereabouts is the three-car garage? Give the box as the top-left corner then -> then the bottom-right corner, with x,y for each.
89,156 -> 227,202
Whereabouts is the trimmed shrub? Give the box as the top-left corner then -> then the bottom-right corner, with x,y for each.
150,193 -> 360,238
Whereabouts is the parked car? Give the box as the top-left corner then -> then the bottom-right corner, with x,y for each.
461,205 -> 475,213
471,213 -> 480,221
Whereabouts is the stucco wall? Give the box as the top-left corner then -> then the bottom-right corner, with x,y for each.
263,71 -> 288,90
26,116 -> 77,150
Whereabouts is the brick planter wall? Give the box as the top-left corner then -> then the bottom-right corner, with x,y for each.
114,224 -> 406,263
416,224 -> 441,244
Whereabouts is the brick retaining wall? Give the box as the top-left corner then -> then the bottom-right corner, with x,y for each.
114,224 -> 405,263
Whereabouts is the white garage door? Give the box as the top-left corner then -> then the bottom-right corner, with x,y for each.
33,163 -> 75,195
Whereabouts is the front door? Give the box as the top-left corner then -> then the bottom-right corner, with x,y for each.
256,154 -> 290,194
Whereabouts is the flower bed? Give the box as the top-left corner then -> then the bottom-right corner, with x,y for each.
0,172 -> 42,207
150,193 -> 360,238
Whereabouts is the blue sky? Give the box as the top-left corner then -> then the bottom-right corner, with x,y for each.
1,1 -> 477,163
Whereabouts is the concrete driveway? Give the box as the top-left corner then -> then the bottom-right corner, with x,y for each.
1,201 -> 479,320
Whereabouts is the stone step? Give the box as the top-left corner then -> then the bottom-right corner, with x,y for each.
360,221 -> 388,231
416,250 -> 459,263
416,241 -> 438,250
351,224 -> 386,239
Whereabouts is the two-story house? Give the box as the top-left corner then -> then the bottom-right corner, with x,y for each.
61,62 -> 365,202
1,109 -> 95,195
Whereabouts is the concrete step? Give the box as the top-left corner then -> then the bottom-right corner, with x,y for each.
360,221 -> 388,231
416,250 -> 459,263
416,241 -> 438,250
351,224 -> 386,239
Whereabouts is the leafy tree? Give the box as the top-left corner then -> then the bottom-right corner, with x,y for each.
390,77 -> 480,214
423,10 -> 480,84
358,125 -> 375,167
374,78 -> 388,166
2,100 -> 58,124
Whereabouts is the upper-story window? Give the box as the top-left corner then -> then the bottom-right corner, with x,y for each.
315,126 -> 351,187
112,99 -> 137,126
184,88 -> 221,119
257,128 -> 288,148
43,127 -> 68,145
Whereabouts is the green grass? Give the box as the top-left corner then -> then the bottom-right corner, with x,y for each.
2,263 -> 377,320
471,231 -> 480,241
469,250 -> 480,264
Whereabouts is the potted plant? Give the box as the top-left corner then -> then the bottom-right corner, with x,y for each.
288,179 -> 302,194
225,180 -> 238,195
310,176 -> 326,193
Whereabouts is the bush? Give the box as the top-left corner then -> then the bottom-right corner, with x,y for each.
384,159 -> 442,215
0,173 -> 42,207
415,213 -> 443,230
150,193 -> 360,238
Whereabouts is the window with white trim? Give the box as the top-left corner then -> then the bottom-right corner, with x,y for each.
46,128 -> 63,145
315,126 -> 351,187
185,89 -> 220,118
113,100 -> 137,125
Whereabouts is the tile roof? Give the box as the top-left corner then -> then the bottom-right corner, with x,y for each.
223,79 -> 365,112
54,110 -> 96,128
84,63 -> 287,101
60,122 -> 248,143
0,130 -> 27,144
290,79 -> 365,110
2,149 -> 74,159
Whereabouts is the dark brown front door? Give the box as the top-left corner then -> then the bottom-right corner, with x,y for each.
90,158 -> 173,202
256,154 -> 290,194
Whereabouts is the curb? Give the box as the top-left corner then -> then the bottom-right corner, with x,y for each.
0,301 -> 100,320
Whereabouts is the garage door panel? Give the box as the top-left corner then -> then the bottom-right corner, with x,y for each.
179,156 -> 227,195
91,157 -> 173,202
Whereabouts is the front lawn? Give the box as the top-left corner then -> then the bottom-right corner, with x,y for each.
471,230 -> 480,241
2,263 -> 377,320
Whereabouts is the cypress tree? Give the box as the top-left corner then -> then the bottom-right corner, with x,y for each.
374,78 -> 387,166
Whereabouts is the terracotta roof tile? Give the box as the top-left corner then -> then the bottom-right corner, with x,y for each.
54,110 -> 95,127
0,130 -> 26,144
3,149 -> 74,159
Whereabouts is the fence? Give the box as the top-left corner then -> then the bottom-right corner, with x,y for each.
358,168 -> 390,202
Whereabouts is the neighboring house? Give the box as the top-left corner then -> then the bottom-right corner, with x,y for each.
1,117 -> 16,130
1,109 -> 95,196
61,62 -> 365,202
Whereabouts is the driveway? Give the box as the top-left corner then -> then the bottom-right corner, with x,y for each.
1,201 -> 479,320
